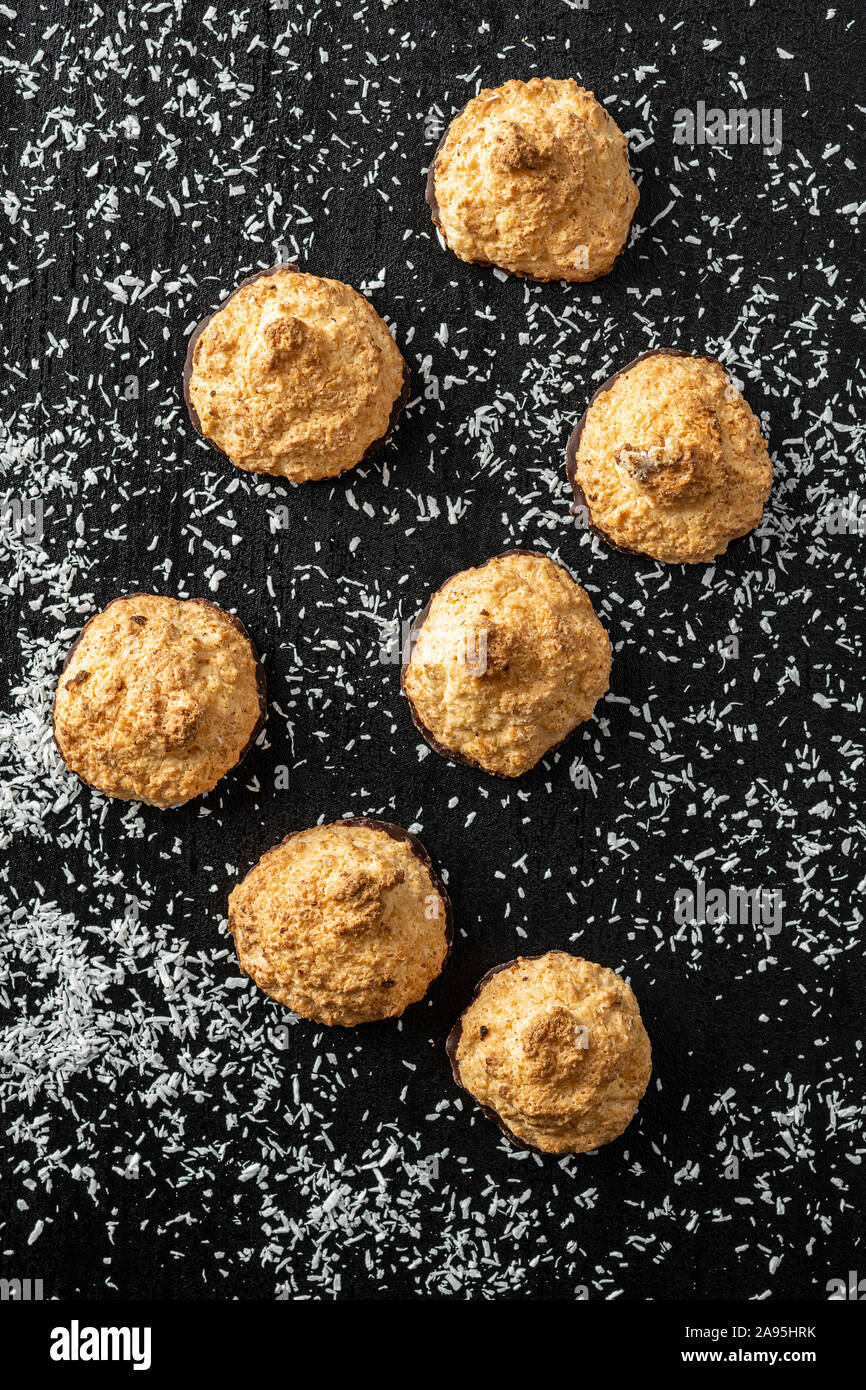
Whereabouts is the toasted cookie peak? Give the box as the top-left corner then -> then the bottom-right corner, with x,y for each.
185,265 -> 408,482
567,350 -> 773,563
228,819 -> 451,1027
401,551 -> 611,778
447,952 -> 652,1154
428,78 -> 638,282
53,594 -> 265,808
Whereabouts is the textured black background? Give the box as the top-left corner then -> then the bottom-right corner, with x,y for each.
1,0 -> 863,1301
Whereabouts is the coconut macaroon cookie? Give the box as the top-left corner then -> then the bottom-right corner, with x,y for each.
567,350 -> 774,563
426,77 -> 639,282
228,820 -> 452,1027
401,551 -> 611,778
53,594 -> 266,808
447,952 -> 652,1155
184,265 -> 409,482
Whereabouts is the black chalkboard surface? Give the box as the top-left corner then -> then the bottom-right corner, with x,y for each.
1,0 -> 862,1302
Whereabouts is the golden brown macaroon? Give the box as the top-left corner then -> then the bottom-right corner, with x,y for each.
184,265 -> 409,482
426,77 -> 639,282
52,594 -> 265,809
228,819 -> 452,1027
401,550 -> 611,778
567,349 -> 773,563
447,951 -> 652,1155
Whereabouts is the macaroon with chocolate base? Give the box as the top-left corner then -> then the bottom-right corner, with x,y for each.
567,349 -> 773,563
446,951 -> 652,1155
401,550 -> 611,778
184,264 -> 409,483
227,819 -> 452,1027
52,593 -> 266,809
426,77 -> 639,282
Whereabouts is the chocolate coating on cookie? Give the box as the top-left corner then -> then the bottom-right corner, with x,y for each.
567,350 -> 773,563
184,265 -> 409,482
53,594 -> 266,808
227,819 -> 452,1027
447,952 -> 652,1155
427,78 -> 638,282
401,550 -> 611,778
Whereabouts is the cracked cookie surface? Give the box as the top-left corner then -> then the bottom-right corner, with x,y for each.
447,951 -> 652,1154
402,551 -> 611,777
228,820 -> 451,1026
568,351 -> 773,563
186,266 -> 407,481
53,594 -> 265,808
428,77 -> 638,281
